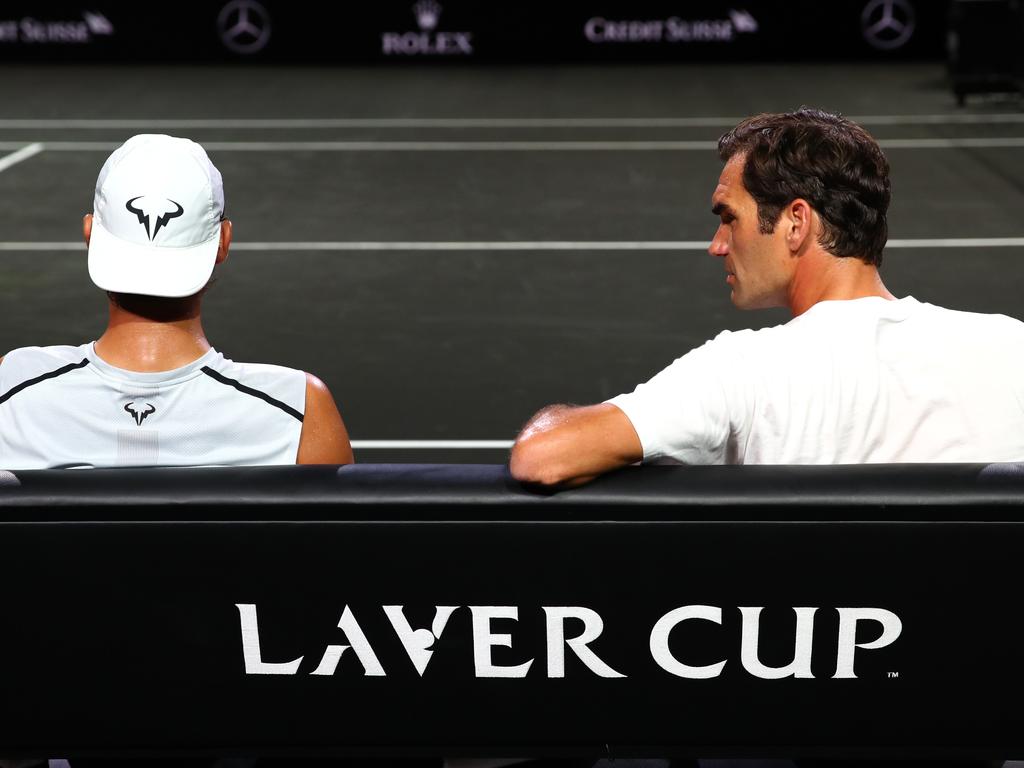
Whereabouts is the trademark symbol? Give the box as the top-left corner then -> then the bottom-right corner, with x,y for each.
887,671 -> 900,679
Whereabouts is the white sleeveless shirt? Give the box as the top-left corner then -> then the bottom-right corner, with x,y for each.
0,343 -> 306,469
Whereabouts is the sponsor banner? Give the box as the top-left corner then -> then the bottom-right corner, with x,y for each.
0,1 -> 944,63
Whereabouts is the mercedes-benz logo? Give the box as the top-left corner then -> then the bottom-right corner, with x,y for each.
218,0 -> 272,55
861,0 -> 915,51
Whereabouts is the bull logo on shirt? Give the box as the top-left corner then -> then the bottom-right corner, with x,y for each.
124,401 -> 157,426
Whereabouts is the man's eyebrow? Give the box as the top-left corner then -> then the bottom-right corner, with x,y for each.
712,202 -> 734,217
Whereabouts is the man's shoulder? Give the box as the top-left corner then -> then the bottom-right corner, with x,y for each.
925,301 -> 1024,324
202,353 -> 308,414
908,300 -> 1024,338
206,354 -> 306,384
1,344 -> 91,376
0,344 -> 92,402
701,322 -> 791,354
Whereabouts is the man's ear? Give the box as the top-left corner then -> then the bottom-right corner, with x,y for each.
216,219 -> 232,265
785,199 -> 814,253
83,213 -> 93,246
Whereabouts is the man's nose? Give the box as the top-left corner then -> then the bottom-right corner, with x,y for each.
709,225 -> 728,258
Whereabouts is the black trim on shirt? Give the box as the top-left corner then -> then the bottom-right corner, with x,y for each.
201,366 -> 304,423
0,358 -> 90,406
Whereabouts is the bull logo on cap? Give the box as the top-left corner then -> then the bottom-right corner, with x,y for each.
125,196 -> 185,241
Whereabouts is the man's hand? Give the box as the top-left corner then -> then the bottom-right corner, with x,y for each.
509,403 -> 642,488
296,373 -> 354,464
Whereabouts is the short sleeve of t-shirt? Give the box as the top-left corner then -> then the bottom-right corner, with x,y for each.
606,331 -> 745,465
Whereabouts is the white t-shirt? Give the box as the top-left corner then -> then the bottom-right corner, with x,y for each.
607,296 -> 1024,465
0,343 -> 306,469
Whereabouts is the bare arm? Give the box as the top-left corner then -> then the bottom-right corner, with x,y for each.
296,373 -> 354,465
509,402 -> 643,488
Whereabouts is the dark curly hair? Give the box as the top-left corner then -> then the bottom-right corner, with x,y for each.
717,108 -> 890,266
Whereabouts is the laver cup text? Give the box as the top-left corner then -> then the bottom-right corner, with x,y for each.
236,603 -> 902,680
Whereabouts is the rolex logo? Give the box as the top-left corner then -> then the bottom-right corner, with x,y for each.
414,0 -> 441,30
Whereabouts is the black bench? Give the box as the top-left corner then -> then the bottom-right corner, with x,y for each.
1,463 -> 1022,759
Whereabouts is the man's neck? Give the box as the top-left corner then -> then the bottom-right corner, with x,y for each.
94,298 -> 212,372
787,250 -> 895,316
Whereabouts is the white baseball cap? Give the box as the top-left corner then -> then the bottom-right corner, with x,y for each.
88,134 -> 225,298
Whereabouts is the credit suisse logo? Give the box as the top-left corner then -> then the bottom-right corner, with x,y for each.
584,9 -> 759,45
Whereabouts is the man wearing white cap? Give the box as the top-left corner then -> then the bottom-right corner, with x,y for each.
0,134 -> 352,468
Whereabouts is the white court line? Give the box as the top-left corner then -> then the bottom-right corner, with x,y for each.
2,238 -> 1024,251
0,140 -> 716,151
3,114 -> 1024,128
0,142 -> 44,173
233,238 -> 1024,250
888,237 -> 1024,248
881,137 -> 1024,148
352,440 -> 512,450
3,138 -> 1024,151
230,241 -> 710,251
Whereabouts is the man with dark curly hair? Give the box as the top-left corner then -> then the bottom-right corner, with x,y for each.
510,107 -> 1024,486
